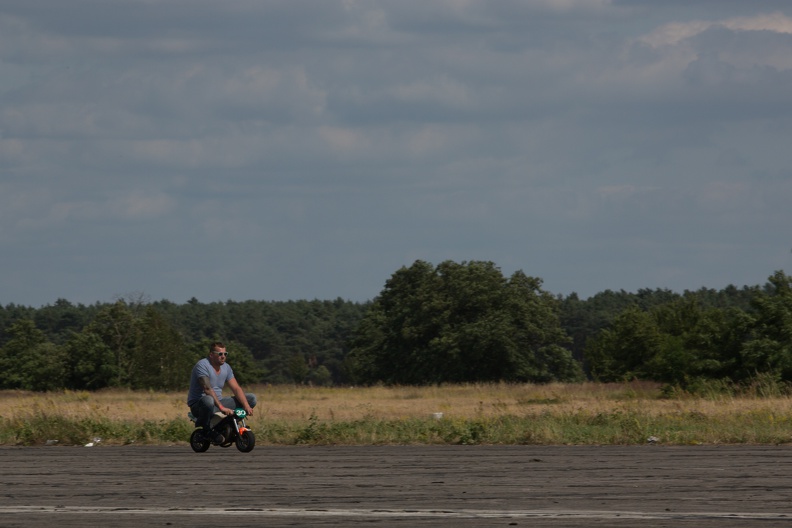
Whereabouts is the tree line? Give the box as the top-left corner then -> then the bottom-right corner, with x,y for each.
0,261 -> 789,392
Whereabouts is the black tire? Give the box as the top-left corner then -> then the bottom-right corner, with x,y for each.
190,429 -> 210,453
236,430 -> 255,452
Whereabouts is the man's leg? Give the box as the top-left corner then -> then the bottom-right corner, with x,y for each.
195,396 -> 227,443
189,395 -> 215,429
219,396 -> 237,410
224,394 -> 256,410
242,393 -> 257,409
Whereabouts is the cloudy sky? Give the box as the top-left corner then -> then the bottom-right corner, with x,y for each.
2,0 -> 792,307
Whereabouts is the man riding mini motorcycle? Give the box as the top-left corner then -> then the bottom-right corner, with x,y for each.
187,341 -> 256,445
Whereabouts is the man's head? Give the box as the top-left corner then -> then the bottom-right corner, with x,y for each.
209,341 -> 228,366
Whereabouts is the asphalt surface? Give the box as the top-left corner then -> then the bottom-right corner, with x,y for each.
1,444 -> 791,527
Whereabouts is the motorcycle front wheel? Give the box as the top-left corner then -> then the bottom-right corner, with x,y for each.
236,430 -> 255,452
190,429 -> 211,453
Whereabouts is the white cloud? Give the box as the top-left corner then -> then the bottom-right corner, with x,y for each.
318,125 -> 367,152
4,187 -> 175,236
641,12 -> 792,48
110,190 -> 175,219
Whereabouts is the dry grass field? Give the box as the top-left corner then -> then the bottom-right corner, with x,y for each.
3,382 -> 792,445
3,381 -> 792,422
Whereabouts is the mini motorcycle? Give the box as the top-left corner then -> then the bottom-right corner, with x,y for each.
188,408 -> 255,453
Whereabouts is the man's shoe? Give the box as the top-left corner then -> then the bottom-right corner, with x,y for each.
199,424 -> 224,444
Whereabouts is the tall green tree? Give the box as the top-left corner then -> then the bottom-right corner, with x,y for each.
222,340 -> 266,386
0,319 -> 67,390
584,306 -> 662,382
349,260 -> 582,384
740,271 -> 792,381
648,299 -> 752,385
131,307 -> 192,390
86,301 -> 138,387
82,301 -> 194,389
585,295 -> 757,386
64,330 -> 117,390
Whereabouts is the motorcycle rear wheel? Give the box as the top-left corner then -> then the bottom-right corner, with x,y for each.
189,429 -> 211,453
236,430 -> 255,452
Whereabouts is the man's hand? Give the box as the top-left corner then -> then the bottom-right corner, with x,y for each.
220,406 -> 234,416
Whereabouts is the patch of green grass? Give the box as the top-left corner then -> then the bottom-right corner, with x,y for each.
3,410 -> 792,446
0,411 -> 193,446
249,408 -> 792,446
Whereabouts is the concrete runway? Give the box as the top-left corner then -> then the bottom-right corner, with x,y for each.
1,445 -> 792,527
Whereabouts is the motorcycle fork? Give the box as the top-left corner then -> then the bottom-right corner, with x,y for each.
236,418 -> 250,434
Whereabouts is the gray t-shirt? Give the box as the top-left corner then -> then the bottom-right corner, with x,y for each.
187,357 -> 235,406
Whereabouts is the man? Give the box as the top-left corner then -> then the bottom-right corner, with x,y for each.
187,342 -> 256,441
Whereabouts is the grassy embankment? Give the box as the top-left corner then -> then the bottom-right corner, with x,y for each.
2,381 -> 792,446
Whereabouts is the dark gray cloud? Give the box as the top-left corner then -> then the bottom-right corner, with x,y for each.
1,1 -> 791,306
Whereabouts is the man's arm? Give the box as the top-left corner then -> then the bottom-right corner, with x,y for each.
199,376 -> 233,416
227,377 -> 254,416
